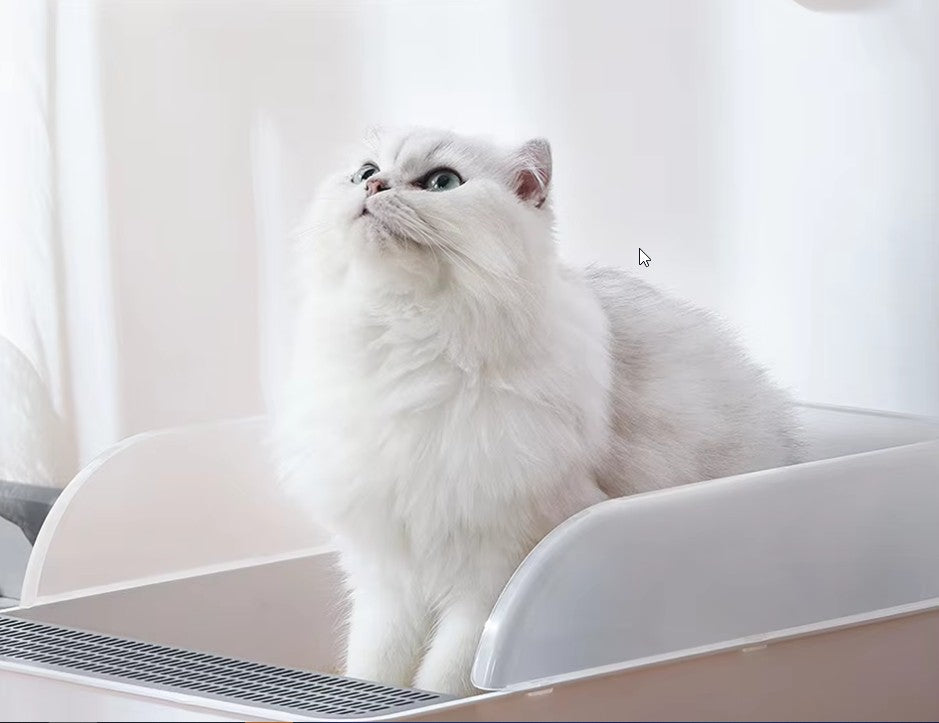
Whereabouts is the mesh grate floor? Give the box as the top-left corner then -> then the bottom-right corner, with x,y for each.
0,615 -> 449,718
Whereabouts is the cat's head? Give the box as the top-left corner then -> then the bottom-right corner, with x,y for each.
301,128 -> 555,293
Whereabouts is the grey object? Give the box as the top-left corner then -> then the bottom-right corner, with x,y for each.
0,517 -> 32,605
0,479 -> 61,544
0,480 -> 62,608
0,480 -> 60,603
0,615 -> 449,718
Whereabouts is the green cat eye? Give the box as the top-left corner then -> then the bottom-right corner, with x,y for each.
422,168 -> 463,192
352,163 -> 379,184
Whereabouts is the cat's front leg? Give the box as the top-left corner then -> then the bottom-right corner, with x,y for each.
344,577 -> 429,688
413,485 -> 605,695
414,552 -> 524,696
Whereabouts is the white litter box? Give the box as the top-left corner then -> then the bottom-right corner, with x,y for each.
1,403 -> 937,721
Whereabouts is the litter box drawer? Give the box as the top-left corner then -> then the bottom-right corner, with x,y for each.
423,605 -> 939,721
3,604 -> 938,721
0,664 -> 243,722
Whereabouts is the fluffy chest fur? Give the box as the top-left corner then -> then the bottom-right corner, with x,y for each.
278,265 -> 612,571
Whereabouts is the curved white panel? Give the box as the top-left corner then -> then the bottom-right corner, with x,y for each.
473,407 -> 939,689
22,417 -> 328,605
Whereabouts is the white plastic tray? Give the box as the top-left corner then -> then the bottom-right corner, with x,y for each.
2,403 -> 937,720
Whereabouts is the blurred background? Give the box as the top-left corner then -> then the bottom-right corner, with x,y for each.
1,0 -> 937,490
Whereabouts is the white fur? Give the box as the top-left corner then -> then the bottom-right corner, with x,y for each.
274,128 -> 798,696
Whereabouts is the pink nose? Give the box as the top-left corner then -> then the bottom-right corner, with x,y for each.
366,177 -> 388,197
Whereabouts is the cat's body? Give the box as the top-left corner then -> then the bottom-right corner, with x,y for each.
275,128 -> 798,696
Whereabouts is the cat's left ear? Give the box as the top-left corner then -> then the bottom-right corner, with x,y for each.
512,138 -> 552,208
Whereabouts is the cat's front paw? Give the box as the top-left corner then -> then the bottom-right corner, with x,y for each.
414,657 -> 480,698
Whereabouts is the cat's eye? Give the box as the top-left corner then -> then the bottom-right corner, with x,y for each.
351,163 -> 379,184
422,168 -> 463,192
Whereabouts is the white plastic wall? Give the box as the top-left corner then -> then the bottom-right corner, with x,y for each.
475,439 -> 939,688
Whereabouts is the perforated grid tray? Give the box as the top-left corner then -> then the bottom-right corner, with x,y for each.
0,615 -> 449,718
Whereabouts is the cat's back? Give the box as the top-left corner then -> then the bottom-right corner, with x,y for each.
582,265 -> 800,496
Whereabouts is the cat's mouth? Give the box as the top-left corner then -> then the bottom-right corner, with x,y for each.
359,201 -> 400,232
359,207 -> 405,246
358,206 -> 381,225
358,196 -> 432,251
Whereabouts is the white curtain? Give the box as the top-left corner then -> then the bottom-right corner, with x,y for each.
1,0 -> 937,493
0,0 -> 75,487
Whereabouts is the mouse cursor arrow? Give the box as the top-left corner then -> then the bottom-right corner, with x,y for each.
638,248 -> 651,267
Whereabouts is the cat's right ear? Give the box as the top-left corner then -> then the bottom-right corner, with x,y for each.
512,138 -> 552,209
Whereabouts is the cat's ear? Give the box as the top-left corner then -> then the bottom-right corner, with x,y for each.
512,138 -> 552,208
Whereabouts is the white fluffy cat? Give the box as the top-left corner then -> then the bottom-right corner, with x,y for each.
274,128 -> 799,697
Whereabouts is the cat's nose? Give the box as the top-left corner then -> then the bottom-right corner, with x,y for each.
366,177 -> 389,197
